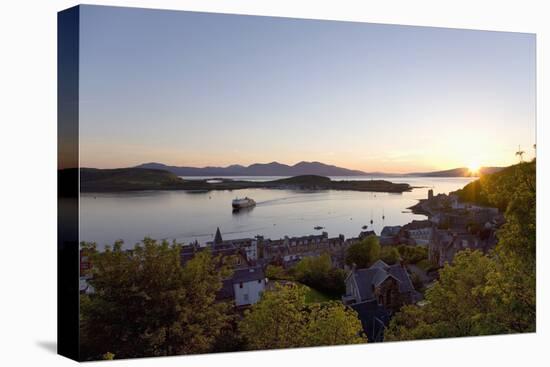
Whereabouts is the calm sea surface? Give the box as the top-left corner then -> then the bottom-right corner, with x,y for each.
80,176 -> 475,249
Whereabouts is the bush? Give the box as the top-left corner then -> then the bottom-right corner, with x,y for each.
265,265 -> 291,280
345,235 -> 381,268
292,254 -> 346,296
397,245 -> 428,264
380,246 -> 401,265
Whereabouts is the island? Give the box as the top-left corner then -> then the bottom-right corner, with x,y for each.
69,168 -> 413,193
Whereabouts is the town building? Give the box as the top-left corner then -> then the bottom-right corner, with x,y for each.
400,220 -> 433,246
379,226 -> 402,246
342,260 -> 421,341
428,228 -> 496,267
260,232 -> 355,269
231,266 -> 267,306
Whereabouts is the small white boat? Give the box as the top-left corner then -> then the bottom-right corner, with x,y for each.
232,197 -> 256,210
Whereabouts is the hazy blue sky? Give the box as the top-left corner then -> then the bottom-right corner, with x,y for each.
79,5 -> 536,172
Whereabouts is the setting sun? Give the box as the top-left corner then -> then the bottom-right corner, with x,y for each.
468,162 -> 481,175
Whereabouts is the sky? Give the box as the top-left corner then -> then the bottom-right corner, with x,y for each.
78,5 -> 536,173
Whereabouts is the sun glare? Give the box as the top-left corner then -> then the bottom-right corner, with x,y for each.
468,162 -> 481,175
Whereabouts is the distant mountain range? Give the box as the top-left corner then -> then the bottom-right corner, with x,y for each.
135,161 -> 367,177
134,161 -> 504,177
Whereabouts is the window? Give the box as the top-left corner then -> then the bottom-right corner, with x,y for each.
258,279 -> 262,284
239,282 -> 243,288
243,294 -> 249,302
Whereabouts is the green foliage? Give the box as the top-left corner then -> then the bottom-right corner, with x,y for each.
454,160 -> 535,212
293,254 -> 331,281
265,265 -> 290,280
80,238 -> 232,359
454,179 -> 490,207
345,235 -> 381,268
385,250 -> 501,340
239,284 -> 307,349
239,284 -> 366,349
305,301 -> 367,347
102,352 -> 115,360
291,254 -> 346,296
397,245 -> 428,265
483,160 -> 536,332
386,160 -> 536,340
379,246 -> 401,265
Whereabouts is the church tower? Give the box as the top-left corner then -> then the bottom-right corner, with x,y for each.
213,227 -> 223,246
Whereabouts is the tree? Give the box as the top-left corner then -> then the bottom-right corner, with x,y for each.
380,246 -> 400,265
265,264 -> 289,280
305,302 -> 367,346
238,284 -> 309,349
239,284 -> 366,350
385,250 -> 500,341
397,245 -> 428,264
291,254 -> 346,296
345,235 -> 381,268
80,238 -> 232,360
483,160 -> 536,332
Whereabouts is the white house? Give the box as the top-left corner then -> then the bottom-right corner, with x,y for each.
232,266 -> 267,306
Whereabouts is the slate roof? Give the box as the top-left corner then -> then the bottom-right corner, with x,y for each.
231,266 -> 265,283
353,263 -> 415,302
370,259 -> 389,269
402,220 -> 432,230
381,226 -> 402,237
359,230 -> 377,238
350,300 -> 390,342
387,264 -> 415,294
353,268 -> 379,300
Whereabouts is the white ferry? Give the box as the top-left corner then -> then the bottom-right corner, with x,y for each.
232,197 -> 256,210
